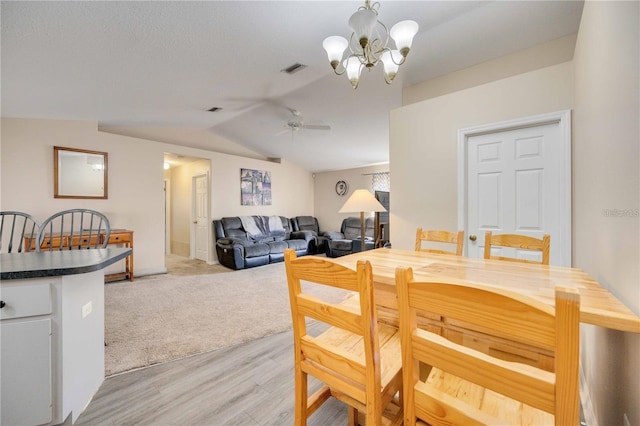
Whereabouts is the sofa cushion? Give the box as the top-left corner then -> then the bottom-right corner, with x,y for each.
295,216 -> 320,234
267,240 -> 288,254
243,243 -> 270,258
221,217 -> 248,240
342,217 -> 375,240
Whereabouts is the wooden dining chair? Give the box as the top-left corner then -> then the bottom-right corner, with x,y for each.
284,249 -> 403,426
484,231 -> 550,265
37,208 -> 111,251
415,228 -> 464,256
395,266 -> 580,426
0,211 -> 41,253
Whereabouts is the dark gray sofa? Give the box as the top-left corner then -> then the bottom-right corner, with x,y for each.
325,217 -> 375,258
213,215 -> 313,270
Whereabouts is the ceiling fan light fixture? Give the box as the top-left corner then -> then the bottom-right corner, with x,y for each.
322,0 -> 418,88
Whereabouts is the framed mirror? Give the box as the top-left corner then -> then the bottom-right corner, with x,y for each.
54,146 -> 108,199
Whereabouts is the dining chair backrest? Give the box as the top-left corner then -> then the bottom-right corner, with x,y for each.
37,209 -> 111,251
284,249 -> 403,426
484,231 -> 550,265
395,266 -> 580,426
415,228 -> 464,256
0,211 -> 41,253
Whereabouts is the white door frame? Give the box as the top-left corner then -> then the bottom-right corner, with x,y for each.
164,178 -> 171,255
191,172 -> 209,261
457,110 -> 572,265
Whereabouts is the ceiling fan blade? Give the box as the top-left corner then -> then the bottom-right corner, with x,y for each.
302,124 -> 331,131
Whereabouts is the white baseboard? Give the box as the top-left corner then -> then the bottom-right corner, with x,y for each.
580,363 -> 598,426
134,267 -> 167,277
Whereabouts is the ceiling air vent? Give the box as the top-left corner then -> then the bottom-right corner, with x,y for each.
207,107 -> 222,112
281,63 -> 307,75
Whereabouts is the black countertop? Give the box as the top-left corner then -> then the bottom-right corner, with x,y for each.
0,248 -> 132,280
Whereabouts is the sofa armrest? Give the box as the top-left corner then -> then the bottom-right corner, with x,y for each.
290,230 -> 314,242
217,238 -> 247,251
322,231 -> 344,240
216,239 -> 246,270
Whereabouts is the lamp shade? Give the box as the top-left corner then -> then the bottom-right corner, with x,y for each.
381,49 -> 402,81
322,36 -> 348,68
390,20 -> 419,56
339,189 -> 387,213
344,56 -> 363,88
348,8 -> 377,48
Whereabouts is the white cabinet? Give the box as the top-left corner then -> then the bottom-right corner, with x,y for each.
1,271 -> 105,425
1,248 -> 129,425
0,282 -> 53,425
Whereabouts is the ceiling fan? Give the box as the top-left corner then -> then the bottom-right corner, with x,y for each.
275,108 -> 331,136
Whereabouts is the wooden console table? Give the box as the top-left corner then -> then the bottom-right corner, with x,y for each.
26,229 -> 134,282
104,229 -> 134,282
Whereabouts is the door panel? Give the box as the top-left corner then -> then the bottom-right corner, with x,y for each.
515,168 -> 543,230
466,122 -> 562,264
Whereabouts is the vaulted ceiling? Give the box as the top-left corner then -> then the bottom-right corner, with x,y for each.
2,1 -> 583,172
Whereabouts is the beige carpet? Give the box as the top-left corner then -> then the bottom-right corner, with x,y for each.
104,255 -> 351,376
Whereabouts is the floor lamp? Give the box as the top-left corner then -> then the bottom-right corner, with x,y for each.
338,189 -> 387,252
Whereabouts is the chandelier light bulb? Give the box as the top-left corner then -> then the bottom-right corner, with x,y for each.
322,36 -> 349,69
348,8 -> 378,48
390,20 -> 419,57
381,50 -> 403,82
344,56 -> 363,89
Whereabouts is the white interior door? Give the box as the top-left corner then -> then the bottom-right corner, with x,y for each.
192,174 -> 208,261
459,111 -> 571,266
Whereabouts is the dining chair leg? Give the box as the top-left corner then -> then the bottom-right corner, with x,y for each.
348,406 -> 358,426
295,369 -> 308,426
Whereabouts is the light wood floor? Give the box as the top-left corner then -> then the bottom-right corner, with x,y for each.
76,321 -> 348,425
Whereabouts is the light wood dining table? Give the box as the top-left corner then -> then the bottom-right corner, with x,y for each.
328,248 -> 640,370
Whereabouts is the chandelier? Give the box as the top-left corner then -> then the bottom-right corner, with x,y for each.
322,1 -> 419,89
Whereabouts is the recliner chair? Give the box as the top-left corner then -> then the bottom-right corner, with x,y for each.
325,216 -> 375,258
292,216 -> 330,255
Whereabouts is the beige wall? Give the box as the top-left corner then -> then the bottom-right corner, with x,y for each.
390,61 -> 573,251
403,33 -> 577,105
573,2 -> 639,425
1,118 -> 314,273
313,164 -> 389,233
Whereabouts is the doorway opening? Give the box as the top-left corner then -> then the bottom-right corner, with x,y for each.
163,153 -> 211,263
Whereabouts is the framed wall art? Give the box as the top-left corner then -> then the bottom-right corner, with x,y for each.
240,168 -> 272,206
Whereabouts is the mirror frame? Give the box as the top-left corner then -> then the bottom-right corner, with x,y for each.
54,146 -> 108,199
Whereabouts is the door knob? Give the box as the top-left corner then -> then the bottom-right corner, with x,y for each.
469,234 -> 477,241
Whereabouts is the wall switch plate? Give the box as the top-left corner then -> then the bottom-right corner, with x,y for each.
82,301 -> 92,319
